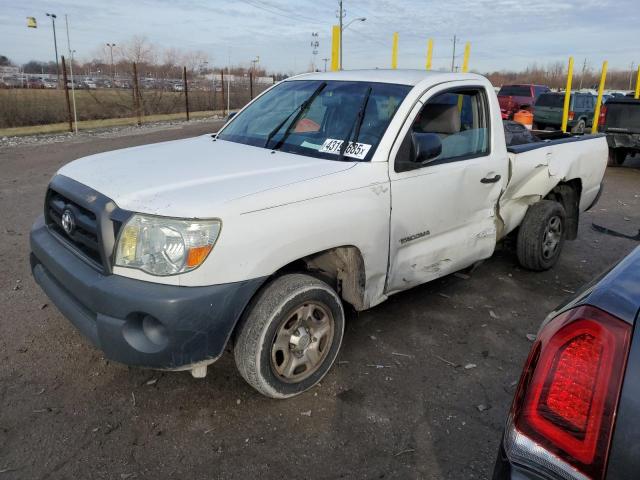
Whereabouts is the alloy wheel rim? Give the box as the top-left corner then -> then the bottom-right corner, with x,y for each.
270,301 -> 335,383
542,215 -> 563,259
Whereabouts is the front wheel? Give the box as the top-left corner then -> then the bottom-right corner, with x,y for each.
517,200 -> 566,271
234,274 -> 345,398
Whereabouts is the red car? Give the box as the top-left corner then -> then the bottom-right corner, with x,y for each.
498,84 -> 550,119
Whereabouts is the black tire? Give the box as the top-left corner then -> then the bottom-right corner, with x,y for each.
607,148 -> 626,167
571,119 -> 586,134
234,273 -> 345,398
517,200 -> 566,271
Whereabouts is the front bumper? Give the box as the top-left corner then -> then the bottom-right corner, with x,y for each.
30,215 -> 265,369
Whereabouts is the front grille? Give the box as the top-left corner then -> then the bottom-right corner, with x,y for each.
46,189 -> 104,269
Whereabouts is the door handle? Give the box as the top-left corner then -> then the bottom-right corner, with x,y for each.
480,174 -> 501,184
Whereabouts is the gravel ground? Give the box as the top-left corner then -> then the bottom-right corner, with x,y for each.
0,115 -> 225,149
0,123 -> 638,479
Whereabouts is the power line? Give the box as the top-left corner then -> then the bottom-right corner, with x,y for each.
235,0 -> 324,25
349,28 -> 388,48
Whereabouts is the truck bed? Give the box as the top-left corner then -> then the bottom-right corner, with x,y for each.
499,132 -> 608,238
506,131 -> 604,154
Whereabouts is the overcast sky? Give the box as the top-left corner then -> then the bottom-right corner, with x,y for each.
1,0 -> 638,74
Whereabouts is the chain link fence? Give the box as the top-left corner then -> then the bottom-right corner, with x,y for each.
0,63 -> 275,129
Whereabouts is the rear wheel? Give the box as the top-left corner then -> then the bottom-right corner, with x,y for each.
234,274 -> 345,398
517,200 -> 566,271
571,119 -> 586,134
608,148 -> 626,167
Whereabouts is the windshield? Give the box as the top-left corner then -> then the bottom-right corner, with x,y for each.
217,80 -> 411,161
498,85 -> 531,97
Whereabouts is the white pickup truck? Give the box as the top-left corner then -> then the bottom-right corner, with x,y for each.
30,70 -> 607,398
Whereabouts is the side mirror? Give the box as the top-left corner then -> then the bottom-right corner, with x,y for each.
227,112 -> 237,121
411,132 -> 442,164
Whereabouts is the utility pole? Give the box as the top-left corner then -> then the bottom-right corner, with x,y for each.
46,13 -> 60,87
337,1 -> 344,70
578,58 -> 587,90
322,58 -> 329,72
629,62 -> 636,91
451,34 -> 458,72
106,43 -> 116,80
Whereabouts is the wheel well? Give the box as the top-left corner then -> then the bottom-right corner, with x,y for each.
273,246 -> 367,311
544,179 -> 582,240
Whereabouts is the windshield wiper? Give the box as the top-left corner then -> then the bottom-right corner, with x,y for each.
337,86 -> 372,162
264,81 -> 327,149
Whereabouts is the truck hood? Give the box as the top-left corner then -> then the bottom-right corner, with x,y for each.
58,135 -> 357,217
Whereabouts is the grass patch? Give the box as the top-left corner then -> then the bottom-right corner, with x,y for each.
0,86 -> 263,129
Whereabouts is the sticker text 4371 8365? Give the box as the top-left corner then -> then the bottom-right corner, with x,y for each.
319,138 -> 372,160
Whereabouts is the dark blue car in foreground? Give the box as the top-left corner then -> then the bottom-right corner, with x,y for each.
494,247 -> 640,480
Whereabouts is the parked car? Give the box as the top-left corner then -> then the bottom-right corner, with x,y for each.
172,82 -> 184,92
27,78 -> 45,89
3,76 -> 24,88
96,79 -> 113,88
493,246 -> 640,480
600,97 -> 640,166
42,79 -> 58,89
498,84 -> 550,119
30,70 -> 607,398
534,92 -> 597,133
83,80 -> 97,89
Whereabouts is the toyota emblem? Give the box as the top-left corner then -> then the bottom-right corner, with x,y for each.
61,209 -> 76,235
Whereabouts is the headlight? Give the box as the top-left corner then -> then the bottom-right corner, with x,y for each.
114,214 -> 221,276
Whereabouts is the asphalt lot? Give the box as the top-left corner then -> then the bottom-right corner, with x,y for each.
0,122 -> 638,479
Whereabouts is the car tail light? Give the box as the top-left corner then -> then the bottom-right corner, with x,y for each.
568,111 -> 575,121
599,106 -> 607,127
504,305 -> 631,479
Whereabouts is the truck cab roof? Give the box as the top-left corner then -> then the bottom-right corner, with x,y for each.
288,69 -> 487,86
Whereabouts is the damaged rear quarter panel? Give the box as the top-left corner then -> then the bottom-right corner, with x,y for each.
498,136 -> 608,238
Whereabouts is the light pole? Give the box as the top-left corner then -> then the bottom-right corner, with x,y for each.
322,57 -> 329,72
451,34 -> 458,72
340,16 -> 366,70
65,14 -> 78,134
106,43 -> 116,80
46,13 -> 60,87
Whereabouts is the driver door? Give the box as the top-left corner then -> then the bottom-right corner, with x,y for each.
386,82 -> 508,294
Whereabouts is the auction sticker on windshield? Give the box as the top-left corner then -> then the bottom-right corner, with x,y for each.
319,138 -> 372,160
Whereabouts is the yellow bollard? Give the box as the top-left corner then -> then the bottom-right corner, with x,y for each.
426,38 -> 433,71
462,42 -> 471,73
591,60 -> 608,134
331,25 -> 340,71
391,32 -> 399,69
561,57 -> 574,133
635,65 -> 640,99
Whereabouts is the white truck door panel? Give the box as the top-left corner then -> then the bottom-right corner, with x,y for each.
386,81 -> 508,294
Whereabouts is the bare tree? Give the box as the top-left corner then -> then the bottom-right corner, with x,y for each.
121,36 -> 157,65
